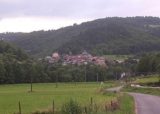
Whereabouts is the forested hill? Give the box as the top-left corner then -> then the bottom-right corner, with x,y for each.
1,16 -> 160,57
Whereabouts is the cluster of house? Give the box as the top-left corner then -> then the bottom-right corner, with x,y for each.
45,51 -> 107,67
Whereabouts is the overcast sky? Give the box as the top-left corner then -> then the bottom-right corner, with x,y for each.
0,0 -> 160,33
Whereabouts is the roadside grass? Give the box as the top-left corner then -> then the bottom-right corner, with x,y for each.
123,75 -> 160,97
123,85 -> 160,96
104,93 -> 135,114
0,82 -> 117,114
134,75 -> 160,86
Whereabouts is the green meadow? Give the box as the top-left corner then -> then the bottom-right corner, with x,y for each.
134,75 -> 160,85
0,82 -> 135,114
123,75 -> 160,96
0,82 -> 116,114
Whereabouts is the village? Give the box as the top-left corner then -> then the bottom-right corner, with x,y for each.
45,50 -> 107,67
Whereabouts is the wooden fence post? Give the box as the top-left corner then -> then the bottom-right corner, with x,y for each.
90,97 -> 93,106
84,106 -> 87,114
52,100 -> 55,114
18,101 -> 21,114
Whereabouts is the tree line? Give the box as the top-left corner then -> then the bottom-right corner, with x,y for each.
0,41 -> 112,84
136,53 -> 160,74
0,41 -> 160,84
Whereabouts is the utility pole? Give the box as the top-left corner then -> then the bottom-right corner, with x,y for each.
30,79 -> 32,92
85,66 -> 86,82
84,62 -> 88,82
97,73 -> 99,82
30,74 -> 33,92
56,74 -> 58,88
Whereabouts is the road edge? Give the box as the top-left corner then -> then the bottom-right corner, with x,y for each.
134,96 -> 138,114
127,92 -> 137,114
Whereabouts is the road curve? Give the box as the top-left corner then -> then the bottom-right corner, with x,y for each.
129,93 -> 160,114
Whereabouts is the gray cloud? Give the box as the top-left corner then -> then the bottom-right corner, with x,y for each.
0,0 -> 160,19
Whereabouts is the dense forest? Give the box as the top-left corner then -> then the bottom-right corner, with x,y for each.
1,16 -> 160,57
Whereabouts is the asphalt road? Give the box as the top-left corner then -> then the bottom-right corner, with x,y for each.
129,93 -> 160,114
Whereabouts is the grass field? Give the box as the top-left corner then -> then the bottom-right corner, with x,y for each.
0,82 -> 135,114
123,85 -> 160,96
123,75 -> 160,96
134,75 -> 160,85
0,82 -> 117,114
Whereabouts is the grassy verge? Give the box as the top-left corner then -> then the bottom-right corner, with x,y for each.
122,75 -> 160,96
104,93 -> 135,114
123,85 -> 160,96
134,75 -> 160,86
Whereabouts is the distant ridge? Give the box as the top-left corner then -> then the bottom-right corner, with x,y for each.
1,16 -> 160,57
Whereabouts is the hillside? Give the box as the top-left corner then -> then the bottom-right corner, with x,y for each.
1,16 -> 160,57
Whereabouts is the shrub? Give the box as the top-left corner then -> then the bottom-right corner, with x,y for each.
61,99 -> 82,114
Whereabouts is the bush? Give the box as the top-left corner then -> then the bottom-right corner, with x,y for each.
61,99 -> 82,114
